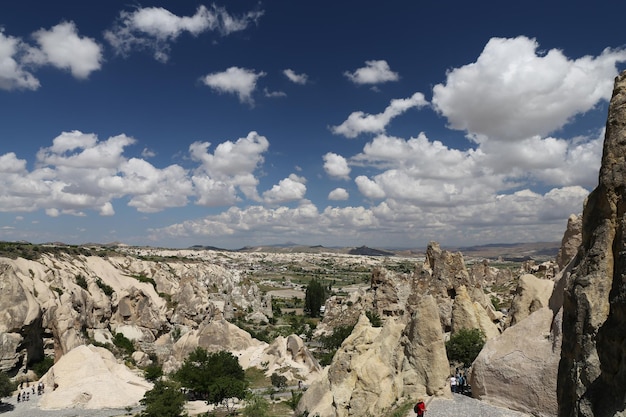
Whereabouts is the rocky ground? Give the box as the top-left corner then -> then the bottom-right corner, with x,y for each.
0,392 -> 532,417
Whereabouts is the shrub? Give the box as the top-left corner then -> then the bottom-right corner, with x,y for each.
242,393 -> 270,417
113,332 -> 135,356
366,310 -> 382,327
96,278 -> 114,297
270,373 -> 287,389
445,328 -> 486,367
144,363 -> 163,382
0,371 -> 16,402
75,274 -> 88,289
32,356 -> 55,378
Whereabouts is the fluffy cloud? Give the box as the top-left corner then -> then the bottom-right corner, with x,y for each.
344,60 -> 399,85
0,30 -> 40,90
323,152 -> 351,179
201,67 -> 266,104
0,130 -> 277,216
283,69 -> 308,85
26,21 -> 102,79
105,4 -> 263,62
328,188 -> 349,201
432,36 -> 626,143
331,93 -> 428,138
263,174 -> 307,204
190,131 -> 270,203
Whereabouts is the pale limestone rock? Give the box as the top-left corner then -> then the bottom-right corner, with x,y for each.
298,297 -> 450,417
471,306 -> 561,417
242,334 -> 322,383
507,274 -> 554,328
39,344 -> 152,410
171,316 -> 263,361
555,214 -> 582,270
451,286 -> 500,340
132,351 -> 152,367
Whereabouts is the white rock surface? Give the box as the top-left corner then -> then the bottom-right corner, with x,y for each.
39,344 -> 152,410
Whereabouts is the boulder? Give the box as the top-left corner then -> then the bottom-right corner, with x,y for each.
506,274 -> 554,328
39,344 -> 152,409
471,306 -> 561,417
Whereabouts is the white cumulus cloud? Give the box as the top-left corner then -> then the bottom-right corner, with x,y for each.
201,67 -> 266,105
25,21 -> 102,79
328,188 -> 349,201
344,60 -> 399,85
323,152 -> 351,179
263,174 -> 307,204
0,30 -> 40,90
432,36 -> 626,143
331,92 -> 428,138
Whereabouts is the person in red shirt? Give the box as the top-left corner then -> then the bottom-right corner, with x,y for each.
414,397 -> 426,416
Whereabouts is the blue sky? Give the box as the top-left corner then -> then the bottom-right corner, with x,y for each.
0,1 -> 625,249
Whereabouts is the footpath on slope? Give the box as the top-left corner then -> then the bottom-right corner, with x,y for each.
0,390 -> 533,417
0,393 -> 135,417
406,394 -> 532,417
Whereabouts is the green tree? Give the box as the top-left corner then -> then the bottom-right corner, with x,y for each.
173,348 -> 247,409
144,363 -> 164,382
304,279 -> 326,318
445,328 -> 486,367
140,379 -> 187,417
270,372 -> 287,389
0,371 -> 15,403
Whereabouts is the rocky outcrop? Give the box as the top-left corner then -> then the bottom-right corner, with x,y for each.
415,242 -> 498,334
558,71 -> 626,417
297,296 -> 450,417
450,285 -> 500,339
471,306 -> 562,417
0,251 -> 269,373
555,214 -> 582,270
506,274 -> 554,328
39,344 -> 152,409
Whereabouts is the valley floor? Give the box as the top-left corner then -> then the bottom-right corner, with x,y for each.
0,392 -> 534,417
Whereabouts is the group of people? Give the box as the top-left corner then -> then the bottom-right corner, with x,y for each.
450,370 -> 468,394
16,381 -> 45,403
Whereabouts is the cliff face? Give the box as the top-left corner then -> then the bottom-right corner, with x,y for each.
558,71 -> 626,417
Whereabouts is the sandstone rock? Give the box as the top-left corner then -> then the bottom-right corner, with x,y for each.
451,285 -> 500,340
241,334 -> 322,383
471,306 -> 561,417
506,274 -> 554,328
171,316 -> 263,362
298,296 -> 450,417
39,344 -> 152,410
555,214 -> 582,270
559,71 -> 626,417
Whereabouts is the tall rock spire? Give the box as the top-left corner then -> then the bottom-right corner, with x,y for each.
558,71 -> 626,417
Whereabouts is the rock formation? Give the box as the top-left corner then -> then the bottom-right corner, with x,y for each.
0,250 -> 271,373
558,71 -> 626,416
555,214 -> 582,270
39,344 -> 152,409
506,274 -> 554,328
297,298 -> 450,417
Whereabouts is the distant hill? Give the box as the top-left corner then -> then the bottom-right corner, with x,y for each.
450,241 -> 560,260
348,246 -> 395,257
